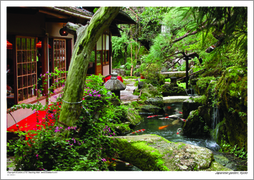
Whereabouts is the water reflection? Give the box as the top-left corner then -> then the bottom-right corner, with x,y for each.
133,102 -> 220,152
115,102 -> 221,171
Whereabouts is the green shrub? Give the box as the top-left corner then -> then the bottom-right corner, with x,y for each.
196,76 -> 216,94
177,81 -> 186,89
165,78 -> 171,83
193,95 -> 207,104
7,72 -> 121,171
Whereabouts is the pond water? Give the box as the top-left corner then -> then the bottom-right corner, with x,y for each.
132,102 -> 221,152
112,102 -> 218,171
112,102 -> 247,171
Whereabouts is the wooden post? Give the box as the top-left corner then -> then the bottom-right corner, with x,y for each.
185,56 -> 189,90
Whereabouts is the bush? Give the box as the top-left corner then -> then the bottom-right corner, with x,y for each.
7,72 -> 122,171
193,95 -> 207,104
196,76 -> 216,95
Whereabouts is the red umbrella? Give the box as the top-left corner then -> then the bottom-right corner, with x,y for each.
7,40 -> 12,49
104,75 -> 123,83
36,41 -> 51,49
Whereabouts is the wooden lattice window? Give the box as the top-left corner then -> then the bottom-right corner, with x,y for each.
103,34 -> 109,65
16,37 -> 37,102
53,39 -> 66,88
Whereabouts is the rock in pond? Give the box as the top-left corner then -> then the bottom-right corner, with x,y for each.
111,134 -> 232,171
139,104 -> 162,114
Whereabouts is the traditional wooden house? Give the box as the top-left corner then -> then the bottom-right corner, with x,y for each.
6,6 -> 136,128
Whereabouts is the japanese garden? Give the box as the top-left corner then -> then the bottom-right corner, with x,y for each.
6,6 -> 249,174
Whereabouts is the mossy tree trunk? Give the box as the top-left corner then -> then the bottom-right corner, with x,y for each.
59,7 -> 120,127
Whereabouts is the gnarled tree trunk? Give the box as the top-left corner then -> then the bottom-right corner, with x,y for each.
59,7 -> 120,127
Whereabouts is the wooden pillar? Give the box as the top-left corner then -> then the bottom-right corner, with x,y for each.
13,36 -> 18,105
42,37 -> 48,102
109,33 -> 112,75
185,56 -> 189,90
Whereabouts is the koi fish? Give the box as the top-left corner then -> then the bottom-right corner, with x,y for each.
158,124 -> 172,130
166,106 -> 171,110
106,158 -> 132,167
158,119 -> 181,130
175,109 -> 183,114
147,115 -> 162,118
180,118 -> 186,122
166,114 -> 181,119
159,116 -> 170,120
131,129 -> 145,134
176,128 -> 182,135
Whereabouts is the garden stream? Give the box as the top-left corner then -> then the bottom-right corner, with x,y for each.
111,102 -> 247,171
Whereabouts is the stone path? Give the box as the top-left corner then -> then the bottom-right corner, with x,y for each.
120,79 -> 139,103
120,78 -> 193,104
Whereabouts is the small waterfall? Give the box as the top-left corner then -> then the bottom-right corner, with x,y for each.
212,106 -> 220,130
185,88 -> 196,96
185,80 -> 197,96
211,101 -> 221,144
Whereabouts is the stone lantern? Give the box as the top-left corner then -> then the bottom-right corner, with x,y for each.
104,72 -> 126,100
170,77 -> 178,87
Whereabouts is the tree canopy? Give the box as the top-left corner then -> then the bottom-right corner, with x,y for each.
113,7 -> 247,77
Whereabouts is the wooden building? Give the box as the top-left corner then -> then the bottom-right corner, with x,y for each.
6,7 -> 135,127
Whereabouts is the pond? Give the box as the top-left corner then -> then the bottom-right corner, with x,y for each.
133,102 -> 220,152
112,102 -> 247,171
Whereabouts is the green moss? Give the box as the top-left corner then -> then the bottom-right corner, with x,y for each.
215,66 -> 247,149
161,83 -> 186,96
193,95 -> 206,104
177,143 -> 186,150
205,161 -> 232,171
111,123 -> 131,134
113,138 -> 169,171
196,76 -> 216,95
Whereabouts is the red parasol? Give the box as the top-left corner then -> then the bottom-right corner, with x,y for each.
7,40 -> 13,49
36,41 -> 51,49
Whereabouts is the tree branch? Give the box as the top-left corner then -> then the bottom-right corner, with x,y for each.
172,20 -> 220,43
173,30 -> 199,43
59,7 -> 120,128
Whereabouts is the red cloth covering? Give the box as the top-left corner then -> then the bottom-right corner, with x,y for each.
104,75 -> 123,83
7,110 -> 56,140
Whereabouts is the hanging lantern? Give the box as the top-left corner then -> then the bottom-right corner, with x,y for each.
7,40 -> 13,49
59,27 -> 68,36
36,41 -> 51,49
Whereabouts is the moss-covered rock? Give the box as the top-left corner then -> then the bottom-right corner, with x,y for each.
214,154 -> 230,166
111,134 -> 232,171
215,66 -> 247,150
138,104 -> 162,114
182,98 -> 202,119
144,97 -> 164,107
111,106 -> 143,135
111,123 -> 132,135
142,84 -> 162,97
194,76 -> 217,95
126,108 -> 143,127
182,106 -> 211,138
161,83 -> 186,96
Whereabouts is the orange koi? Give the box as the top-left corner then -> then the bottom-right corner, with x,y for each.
158,124 -> 172,130
131,129 -> 145,134
166,106 -> 171,110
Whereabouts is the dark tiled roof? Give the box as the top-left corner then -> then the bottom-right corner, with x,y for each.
56,6 -> 93,17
